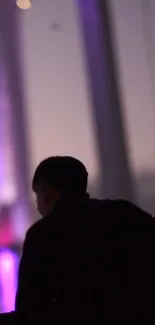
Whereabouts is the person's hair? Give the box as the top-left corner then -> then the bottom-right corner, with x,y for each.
32,156 -> 88,195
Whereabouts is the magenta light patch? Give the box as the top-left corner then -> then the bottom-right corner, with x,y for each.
0,249 -> 19,312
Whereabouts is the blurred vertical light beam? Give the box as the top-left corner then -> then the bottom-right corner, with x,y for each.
77,0 -> 134,200
1,0 -> 33,241
0,249 -> 19,312
0,59 -> 18,205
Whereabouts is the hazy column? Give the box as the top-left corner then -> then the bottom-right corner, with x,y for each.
0,50 -> 17,206
0,0 -> 32,241
77,0 -> 134,201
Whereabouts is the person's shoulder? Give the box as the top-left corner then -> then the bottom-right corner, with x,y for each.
26,216 -> 49,240
114,199 -> 152,219
21,217 -> 51,257
86,198 -> 111,211
109,199 -> 153,229
88,198 -> 152,222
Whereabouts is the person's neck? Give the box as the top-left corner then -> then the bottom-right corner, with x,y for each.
53,192 -> 90,214
69,192 -> 90,205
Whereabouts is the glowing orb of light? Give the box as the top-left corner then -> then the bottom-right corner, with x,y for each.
16,0 -> 32,10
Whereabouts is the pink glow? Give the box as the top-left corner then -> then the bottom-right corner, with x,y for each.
0,219 -> 13,246
0,250 -> 19,312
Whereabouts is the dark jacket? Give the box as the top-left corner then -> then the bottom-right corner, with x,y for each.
14,198 -> 155,324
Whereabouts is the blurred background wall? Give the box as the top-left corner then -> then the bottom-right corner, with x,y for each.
110,0 -> 155,215
21,0 -> 155,215
21,0 -> 101,197
0,0 -> 155,313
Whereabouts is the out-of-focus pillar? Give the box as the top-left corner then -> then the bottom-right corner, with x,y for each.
77,0 -> 134,201
0,53 -> 17,206
0,0 -> 32,241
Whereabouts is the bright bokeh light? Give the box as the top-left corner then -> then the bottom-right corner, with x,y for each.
0,255 -> 12,273
0,250 -> 19,312
16,0 -> 31,10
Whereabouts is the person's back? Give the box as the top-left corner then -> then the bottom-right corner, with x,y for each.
1,156 -> 154,325
15,196 -> 154,324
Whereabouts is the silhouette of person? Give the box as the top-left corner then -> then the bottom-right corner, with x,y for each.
0,156 -> 154,324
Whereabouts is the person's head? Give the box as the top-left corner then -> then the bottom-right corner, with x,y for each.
32,156 -> 88,217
